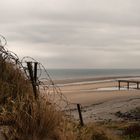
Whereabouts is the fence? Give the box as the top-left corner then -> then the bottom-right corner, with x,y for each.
0,36 -> 85,126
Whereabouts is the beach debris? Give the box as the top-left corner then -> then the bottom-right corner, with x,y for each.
115,107 -> 140,121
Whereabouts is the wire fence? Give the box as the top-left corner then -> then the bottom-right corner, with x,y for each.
0,35 -> 84,124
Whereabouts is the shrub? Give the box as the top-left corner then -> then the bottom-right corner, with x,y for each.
123,123 -> 140,139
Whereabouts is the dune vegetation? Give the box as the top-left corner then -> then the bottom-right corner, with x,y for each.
0,47 -> 139,140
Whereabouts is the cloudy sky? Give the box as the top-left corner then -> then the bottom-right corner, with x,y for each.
1,0 -> 140,68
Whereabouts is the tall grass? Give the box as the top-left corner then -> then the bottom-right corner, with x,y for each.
0,56 -> 121,140
0,59 -> 65,139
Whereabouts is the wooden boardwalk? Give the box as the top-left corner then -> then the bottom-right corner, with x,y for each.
118,79 -> 140,90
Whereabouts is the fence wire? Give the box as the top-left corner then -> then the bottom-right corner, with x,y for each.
0,36 -> 79,120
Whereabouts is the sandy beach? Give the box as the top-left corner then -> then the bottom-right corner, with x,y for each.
56,76 -> 140,123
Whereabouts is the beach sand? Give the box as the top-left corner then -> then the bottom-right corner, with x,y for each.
56,77 -> 140,123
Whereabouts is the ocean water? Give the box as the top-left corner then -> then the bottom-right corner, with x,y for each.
44,69 -> 140,80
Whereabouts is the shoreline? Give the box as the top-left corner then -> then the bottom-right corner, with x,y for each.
53,75 -> 140,85
56,75 -> 140,122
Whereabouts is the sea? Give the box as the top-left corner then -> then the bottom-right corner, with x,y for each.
45,69 -> 140,80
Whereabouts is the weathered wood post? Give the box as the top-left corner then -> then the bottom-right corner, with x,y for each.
34,62 -> 38,83
77,104 -> 84,126
136,82 -> 139,89
127,82 -> 129,90
27,62 -> 38,99
118,81 -> 121,90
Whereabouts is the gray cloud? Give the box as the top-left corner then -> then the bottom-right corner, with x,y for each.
1,0 -> 140,68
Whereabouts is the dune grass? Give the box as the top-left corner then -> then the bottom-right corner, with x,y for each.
0,55 -> 123,140
0,61 -> 118,140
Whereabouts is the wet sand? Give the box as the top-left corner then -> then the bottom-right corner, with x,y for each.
57,76 -> 140,122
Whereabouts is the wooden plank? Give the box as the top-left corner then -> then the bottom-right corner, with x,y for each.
118,80 -> 140,84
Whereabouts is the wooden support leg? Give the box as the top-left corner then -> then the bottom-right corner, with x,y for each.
137,82 -> 139,89
127,82 -> 129,90
118,81 -> 121,90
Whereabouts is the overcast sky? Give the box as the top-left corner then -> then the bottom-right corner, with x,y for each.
1,0 -> 140,68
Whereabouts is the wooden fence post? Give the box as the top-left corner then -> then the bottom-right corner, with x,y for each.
118,81 -> 121,90
77,104 -> 84,126
127,82 -> 129,90
34,62 -> 38,83
27,62 -> 38,99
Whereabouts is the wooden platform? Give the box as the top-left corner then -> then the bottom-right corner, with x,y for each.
118,79 -> 140,90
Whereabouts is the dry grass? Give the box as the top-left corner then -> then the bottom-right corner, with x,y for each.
0,57 -> 122,140
0,59 -> 64,139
